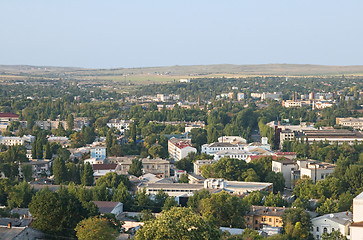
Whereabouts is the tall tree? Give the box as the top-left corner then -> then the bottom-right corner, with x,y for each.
53,156 -> 67,184
44,142 -> 52,159
81,163 -> 94,186
67,114 -> 74,131
75,217 -> 119,240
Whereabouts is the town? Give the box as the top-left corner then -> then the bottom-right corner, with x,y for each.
0,71 -> 362,240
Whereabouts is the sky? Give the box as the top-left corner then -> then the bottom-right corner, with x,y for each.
1,0 -> 363,68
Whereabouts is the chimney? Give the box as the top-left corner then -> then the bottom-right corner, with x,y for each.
8,222 -> 12,229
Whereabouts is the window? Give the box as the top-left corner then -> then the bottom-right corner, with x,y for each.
269,218 -> 272,222
255,220 -> 258,224
276,219 -> 279,223
323,227 -> 327,233
317,227 -> 319,232
332,228 -> 335,232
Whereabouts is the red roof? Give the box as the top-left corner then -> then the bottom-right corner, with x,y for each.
275,152 -> 297,155
174,141 -> 192,149
0,113 -> 19,118
92,164 -> 117,170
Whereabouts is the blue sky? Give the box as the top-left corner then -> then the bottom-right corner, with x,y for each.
1,0 -> 363,68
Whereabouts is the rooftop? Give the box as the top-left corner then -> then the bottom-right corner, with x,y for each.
93,201 -> 121,214
247,206 -> 287,217
0,113 -> 19,118
311,212 -> 352,226
92,163 -> 118,170
209,142 -> 236,148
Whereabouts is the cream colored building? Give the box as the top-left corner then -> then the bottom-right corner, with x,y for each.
168,137 -> 197,161
351,191 -> 363,240
311,212 -> 352,240
336,117 -> 363,130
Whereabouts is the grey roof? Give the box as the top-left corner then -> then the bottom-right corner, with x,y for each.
209,142 -> 235,148
247,206 -> 288,217
93,201 -> 121,214
312,211 -> 352,225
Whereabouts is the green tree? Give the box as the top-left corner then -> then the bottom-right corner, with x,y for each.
179,174 -> 189,183
322,230 -> 348,240
111,182 -> 132,211
67,114 -> 74,131
200,191 -> 249,228
162,197 -> 178,211
187,189 -> 211,212
21,164 -> 33,182
53,156 -> 67,184
44,142 -> 52,159
96,172 -> 129,189
135,207 -> 221,240
7,181 -> 34,208
265,172 -> 285,193
75,217 -> 119,240
128,158 -> 143,177
317,198 -> 339,215
82,163 -> 94,186
29,188 -> 88,237
282,208 -> 312,239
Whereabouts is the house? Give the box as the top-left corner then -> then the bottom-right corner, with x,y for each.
350,191 -> 363,240
92,164 -> 119,180
218,136 -> 247,145
168,137 -> 197,161
213,149 -> 259,161
92,201 -> 123,216
201,142 -> 239,155
0,113 -> 19,123
0,135 -> 35,146
245,206 -> 287,230
336,117 -> 363,130
84,157 -> 104,165
47,136 -> 70,147
272,159 -> 298,189
20,160 -> 52,179
0,218 -> 44,240
188,173 -> 206,184
310,212 -> 352,240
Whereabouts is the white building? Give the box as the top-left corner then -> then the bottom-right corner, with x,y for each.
311,212 -> 352,240
218,136 -> 247,145
201,142 -> 239,155
213,149 -> 258,161
350,191 -> 363,240
237,93 -> 245,101
261,92 -> 282,101
298,160 -> 335,183
168,137 -> 197,161
106,119 -> 131,134
336,117 -> 363,130
272,159 -> 298,189
0,135 -> 35,146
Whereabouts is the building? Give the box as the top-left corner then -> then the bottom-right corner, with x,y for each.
168,137 -> 197,161
184,121 -> 205,133
314,101 -> 335,109
47,136 -> 70,147
35,119 -> 68,130
237,93 -> 245,101
0,135 -> 35,146
201,142 -> 239,155
141,179 -> 273,198
245,206 -> 287,230
261,92 -> 282,101
194,159 -> 216,175
213,149 -> 259,161
336,117 -> 363,130
310,212 -> 352,240
108,157 -> 171,177
91,146 -> 106,160
298,159 -> 335,183
179,78 -> 191,83
20,160 -> 52,179
92,164 -> 120,180
272,159 -> 298,189
106,119 -> 132,134
92,201 -> 123,216
73,117 -> 90,131
0,113 -> 19,123
302,130 -> 363,145
218,136 -> 247,145
350,191 -> 363,240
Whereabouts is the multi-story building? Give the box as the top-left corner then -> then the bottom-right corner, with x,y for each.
261,92 -> 282,101
350,191 -> 363,239
201,142 -> 239,155
0,113 -> 19,123
168,137 -> 197,161
311,212 -> 352,240
91,146 -> 106,160
336,117 -> 363,130
217,136 -> 247,145
0,135 -> 35,146
245,206 -> 287,230
237,93 -> 245,101
106,119 -> 132,134
272,159 -> 298,189
302,130 -> 363,145
73,117 -> 90,131
108,157 -> 171,177
35,119 -> 68,130
213,149 -> 259,161
298,159 -> 335,183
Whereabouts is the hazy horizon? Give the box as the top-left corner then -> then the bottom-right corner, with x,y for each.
1,0 -> 363,68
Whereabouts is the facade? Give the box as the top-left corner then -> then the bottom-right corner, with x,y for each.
47,136 -> 70,147
92,164 -> 119,180
350,191 -> 363,240
0,113 -> 19,122
108,157 -> 171,177
35,119 -> 68,130
0,135 -> 35,146
106,119 -> 131,134
184,121 -> 205,133
298,160 -> 335,183
73,117 -> 90,131
245,206 -> 287,230
201,142 -> 239,155
310,212 -> 352,240
213,149 -> 258,161
237,93 -> 245,101
261,92 -> 282,101
218,136 -> 247,145
168,137 -> 197,161
20,160 -> 52,179
91,146 -> 106,160
272,159 -> 298,189
336,117 -> 363,130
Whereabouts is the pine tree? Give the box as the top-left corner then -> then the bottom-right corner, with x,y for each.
36,140 -> 43,159
45,142 -> 52,159
67,114 -> 74,131
31,142 -> 37,159
128,159 -> 143,177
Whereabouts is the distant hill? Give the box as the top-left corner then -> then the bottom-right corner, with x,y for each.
1,64 -> 363,76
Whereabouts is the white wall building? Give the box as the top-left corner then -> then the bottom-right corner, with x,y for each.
194,159 -> 216,175
310,212 -> 352,240
168,137 -> 197,161
272,159 -> 298,189
298,160 -> 335,183
350,191 -> 363,240
213,149 -> 258,161
106,119 -> 131,134
0,135 -> 35,146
